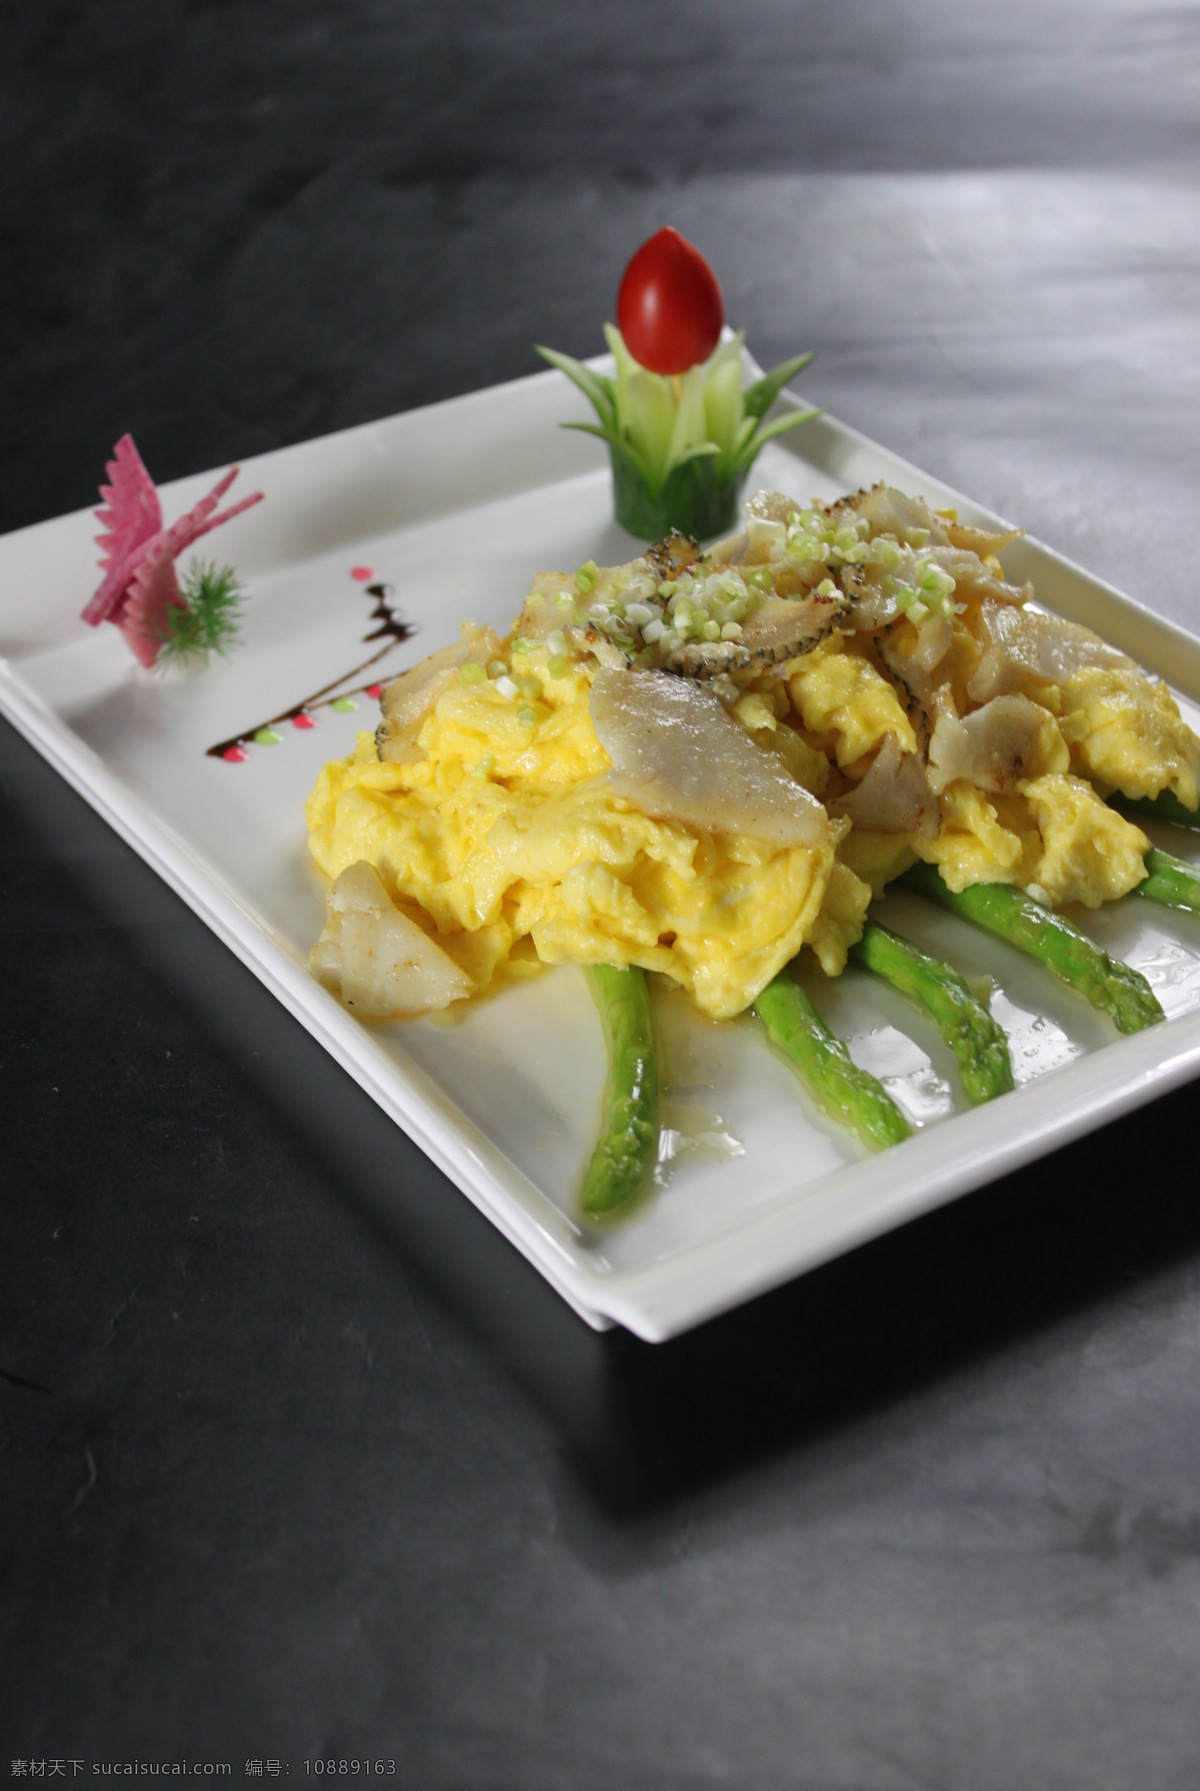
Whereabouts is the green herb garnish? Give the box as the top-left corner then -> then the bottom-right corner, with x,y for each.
156,559 -> 247,670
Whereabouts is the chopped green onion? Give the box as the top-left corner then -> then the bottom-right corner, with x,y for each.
575,560 -> 598,595
517,705 -> 538,726
460,661 -> 486,684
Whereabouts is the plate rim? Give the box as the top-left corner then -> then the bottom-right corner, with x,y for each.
3,360 -> 1200,1342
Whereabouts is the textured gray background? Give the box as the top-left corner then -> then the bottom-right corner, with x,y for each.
3,1 -> 1200,1782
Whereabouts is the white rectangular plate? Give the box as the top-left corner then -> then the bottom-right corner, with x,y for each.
5,363 -> 1200,1341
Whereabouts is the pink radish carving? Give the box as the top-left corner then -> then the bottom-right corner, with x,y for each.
82,435 -> 263,667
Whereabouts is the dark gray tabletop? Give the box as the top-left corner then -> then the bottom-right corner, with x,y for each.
4,3 -> 1200,1781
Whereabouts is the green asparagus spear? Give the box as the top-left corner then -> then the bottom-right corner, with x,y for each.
1111,789 -> 1200,831
849,920 -> 1014,1103
1133,845 -> 1200,913
753,974 -> 911,1151
582,964 -> 660,1219
901,862 -> 1163,1034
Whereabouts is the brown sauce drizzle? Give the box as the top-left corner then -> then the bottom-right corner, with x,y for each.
206,582 -> 414,760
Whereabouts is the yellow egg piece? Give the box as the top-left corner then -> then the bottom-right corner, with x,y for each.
306,642 -> 836,1021
917,782 -> 1039,892
1019,773 -> 1149,908
837,830 -> 918,898
805,857 -> 873,975
787,638 -> 917,767
1057,666 -> 1200,811
912,770 -> 1149,908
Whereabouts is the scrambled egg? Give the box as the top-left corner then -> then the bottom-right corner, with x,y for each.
1057,666 -> 1200,809
916,773 -> 1150,907
787,637 -> 917,767
907,692 -> 1151,907
306,646 -> 846,1020
306,487 -> 1200,1025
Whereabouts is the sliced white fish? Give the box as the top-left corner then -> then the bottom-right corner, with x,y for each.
942,520 -> 1024,556
834,484 -> 951,546
707,524 -> 749,564
875,633 -> 935,750
875,616 -> 956,749
840,547 -> 1026,634
927,694 -> 1049,795
589,666 -> 829,847
310,861 -> 473,1018
645,531 -> 704,577
743,489 -> 801,528
513,571 -> 578,640
840,563 -> 908,631
908,611 -> 955,675
968,600 -> 1133,702
872,615 -> 953,703
829,733 -> 939,837
666,590 -> 847,679
921,545 -> 1029,606
564,623 -> 635,670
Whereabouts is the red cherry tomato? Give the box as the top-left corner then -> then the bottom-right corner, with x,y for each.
616,228 -> 725,376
